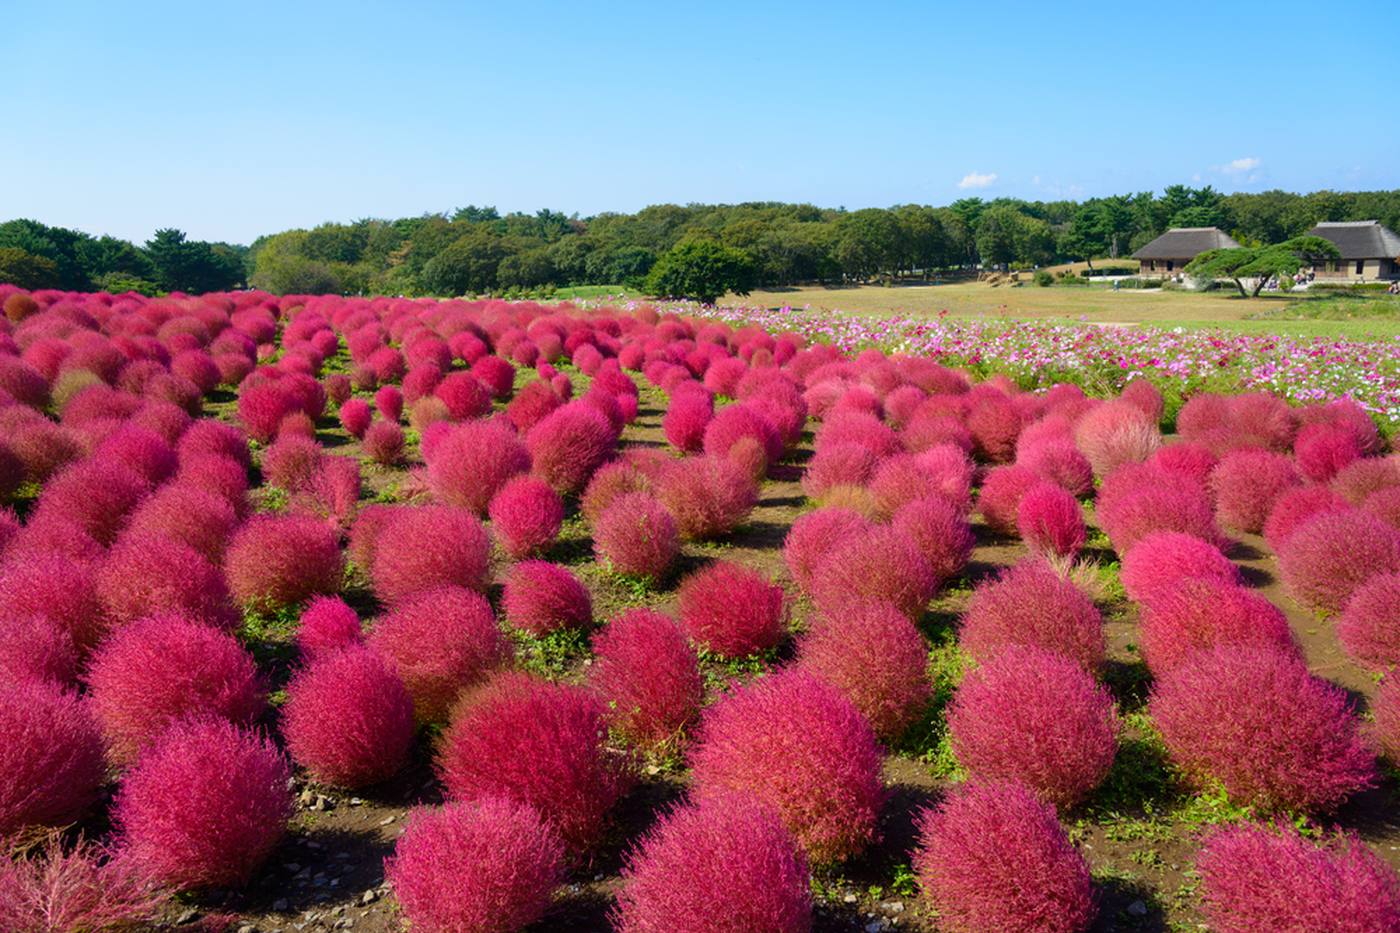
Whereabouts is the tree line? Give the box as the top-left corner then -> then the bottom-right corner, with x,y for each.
3,186 -> 1398,299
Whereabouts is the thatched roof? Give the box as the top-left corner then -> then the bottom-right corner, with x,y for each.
1131,227 -> 1241,260
1306,221 -> 1400,260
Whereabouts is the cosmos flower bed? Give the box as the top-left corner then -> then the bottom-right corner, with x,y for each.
0,282 -> 1398,932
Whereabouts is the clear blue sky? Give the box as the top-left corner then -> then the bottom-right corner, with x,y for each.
4,0 -> 1397,245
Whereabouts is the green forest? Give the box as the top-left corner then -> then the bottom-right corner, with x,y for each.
3,186 -> 1399,298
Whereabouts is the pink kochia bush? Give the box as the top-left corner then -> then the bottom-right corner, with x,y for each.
656,455 -> 758,541
225,514 -> 343,608
97,534 -> 237,630
1137,579 -> 1297,677
369,586 -> 509,724
385,797 -> 566,933
501,561 -> 592,636
947,646 -> 1117,808
1150,645 -> 1376,813
338,398 -> 371,438
797,601 -> 932,742
425,419 -> 530,514
296,595 -> 363,659
1262,484 -> 1350,552
677,561 -> 786,658
0,833 -> 168,933
913,781 -> 1096,933
281,645 -> 415,789
86,613 -> 266,766
1278,508 -> 1400,614
1210,449 -> 1299,534
782,506 -> 873,594
1375,676 -> 1400,766
589,609 -> 704,751
978,464 -> 1042,535
1195,823 -> 1400,933
1336,572 -> 1400,672
362,419 -> 405,465
437,672 -> 632,852
371,505 -> 490,605
689,669 -> 886,864
1095,465 -> 1222,553
113,717 -> 292,890
593,492 -> 679,582
0,615 -> 78,687
487,474 -> 564,559
0,552 -> 108,653
892,496 -> 975,583
1073,399 -> 1161,476
811,525 -> 936,621
1016,483 -> 1086,558
959,560 -> 1105,672
528,402 -> 617,494
1119,531 -> 1239,604
614,794 -> 813,933
0,680 -> 105,835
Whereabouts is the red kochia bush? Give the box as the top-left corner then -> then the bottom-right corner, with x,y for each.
0,833 -> 168,933
1196,823 -> 1400,933
798,601 -> 932,742
487,474 -> 563,559
1278,508 -> 1400,614
98,534 -> 237,630
386,797 -> 566,933
656,455 -> 758,541
281,645 -> 415,788
0,552 -> 108,653
1337,572 -> 1400,672
614,794 -> 813,933
1095,467 -> 1222,554
86,613 -> 266,766
225,514 -> 343,607
1019,438 -> 1094,498
1262,484 -> 1350,552
1119,531 -> 1239,603
501,561 -> 592,636
426,419 -> 530,514
1376,676 -> 1400,766
369,586 -> 509,724
1210,449 -> 1299,533
124,484 -> 238,562
947,646 -> 1117,807
1074,400 -> 1161,476
594,492 -> 679,582
1150,645 -> 1376,813
1148,441 -> 1219,487
912,781 -> 1096,933
589,609 -> 703,750
676,561 -> 785,658
437,672 -> 632,852
362,419 -> 404,465
528,402 -> 617,494
296,595 -> 363,659
0,680 -> 105,835
1333,456 -> 1400,505
811,525 -> 936,621
959,560 -> 1105,672
1137,579 -> 1297,677
689,669 -> 886,864
113,717 -> 292,890
338,399 -> 372,439
30,460 -> 149,547
663,391 -> 714,453
1016,483 -> 1086,558
783,507 -> 873,594
978,463 -> 1042,535
0,615 -> 78,687
374,384 -> 403,421
371,505 -> 490,605
1294,421 -> 1363,483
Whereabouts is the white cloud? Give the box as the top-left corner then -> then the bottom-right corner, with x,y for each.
957,171 -> 997,190
1221,157 -> 1261,174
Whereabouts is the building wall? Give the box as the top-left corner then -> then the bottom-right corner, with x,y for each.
1312,258 -> 1400,281
1140,258 -> 1192,276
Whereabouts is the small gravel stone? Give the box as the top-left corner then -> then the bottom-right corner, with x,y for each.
360,890 -> 378,906
1127,900 -> 1148,917
176,909 -> 200,925
842,893 -> 858,904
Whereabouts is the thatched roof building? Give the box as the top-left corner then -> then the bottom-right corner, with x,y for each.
1131,227 -> 1241,275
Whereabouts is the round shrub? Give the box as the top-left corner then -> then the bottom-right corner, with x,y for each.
1137,579 -> 1297,677
98,534 -> 237,630
663,391 -> 713,453
0,552 -> 108,653
913,780 -> 1095,933
369,586 -> 509,724
86,612 -> 266,766
689,669 -> 886,864
589,609 -> 703,751
782,507 -> 873,594
113,717 -> 292,890
614,794 -> 813,933
656,455 -> 758,541
959,560 -> 1105,672
374,384 -> 403,421
386,797 -> 566,933
0,680 -> 105,835
225,514 -> 343,608
124,483 -> 238,562
437,672 -> 632,852
260,434 -> 323,491
296,595 -> 363,660
1263,484 -> 1350,552
96,426 -> 178,485
1337,572 -> 1400,672
593,492 -> 679,582
1095,468 -> 1222,554
801,442 -> 879,499
501,560 -> 592,636
338,398 -> 372,439
1150,645 -> 1376,813
1019,438 -> 1094,497
433,371 -> 492,420
1278,508 -> 1400,614
281,645 -> 415,788
1148,441 -> 1219,487
371,505 -> 490,605
947,645 -> 1117,807
1210,449 -> 1299,533
1016,483 -> 1086,558
425,419 -> 530,515
0,615 -> 78,687
580,459 -> 651,526
1294,421 -> 1363,483
966,393 -> 1022,463
978,463 -> 1042,535
362,419 -> 404,465
811,525 -> 936,621
1119,530 -> 1239,603
487,474 -> 563,559
1074,400 -> 1161,476
891,495 -> 974,585
30,460 -> 149,547
798,601 -> 932,742
1333,456 -> 1400,506
677,561 -> 785,658
527,402 -> 617,494
1196,823 -> 1400,933
1375,675 -> 1400,766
